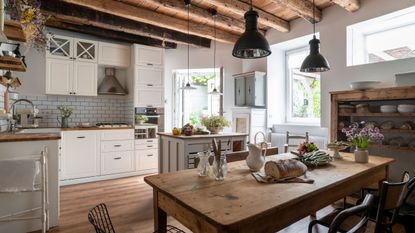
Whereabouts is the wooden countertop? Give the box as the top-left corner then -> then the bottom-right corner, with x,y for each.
61,126 -> 134,131
0,133 -> 61,142
158,132 -> 248,139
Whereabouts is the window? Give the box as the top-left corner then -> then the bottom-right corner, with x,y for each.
286,47 -> 321,124
347,6 -> 415,66
172,68 -> 223,127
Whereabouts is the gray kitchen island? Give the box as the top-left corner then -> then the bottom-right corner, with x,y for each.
158,132 -> 247,173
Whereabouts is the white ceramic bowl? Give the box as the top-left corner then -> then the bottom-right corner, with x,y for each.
380,105 -> 397,113
397,104 -> 415,113
350,81 -> 381,90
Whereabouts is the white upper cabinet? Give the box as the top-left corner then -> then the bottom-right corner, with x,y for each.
98,42 -> 130,67
135,66 -> 163,87
135,87 -> 164,108
46,35 -> 98,96
233,71 -> 266,107
46,59 -> 73,95
73,61 -> 97,96
75,39 -> 97,62
134,44 -> 164,67
47,35 -> 73,60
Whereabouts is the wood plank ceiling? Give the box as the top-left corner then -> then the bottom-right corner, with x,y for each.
40,0 -> 360,48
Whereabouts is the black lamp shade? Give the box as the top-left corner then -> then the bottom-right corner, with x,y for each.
232,10 -> 271,59
300,36 -> 330,72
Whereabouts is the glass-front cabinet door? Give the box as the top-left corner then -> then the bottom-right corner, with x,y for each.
47,35 -> 73,59
75,39 -> 97,62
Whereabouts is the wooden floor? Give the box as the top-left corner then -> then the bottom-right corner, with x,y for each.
48,175 -> 404,233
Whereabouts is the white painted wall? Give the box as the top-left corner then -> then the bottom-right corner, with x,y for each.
164,43 -> 242,131
244,0 -> 415,129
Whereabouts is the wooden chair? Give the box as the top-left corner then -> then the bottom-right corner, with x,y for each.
194,147 -> 278,168
308,194 -> 375,233
284,131 -> 309,153
88,203 -> 185,233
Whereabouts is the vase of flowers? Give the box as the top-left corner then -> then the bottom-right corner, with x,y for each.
57,106 -> 72,128
201,116 -> 230,134
342,126 -> 384,163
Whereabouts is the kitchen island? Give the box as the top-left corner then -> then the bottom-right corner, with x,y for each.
0,131 -> 61,233
158,132 -> 248,173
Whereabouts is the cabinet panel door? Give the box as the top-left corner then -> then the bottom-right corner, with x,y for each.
61,131 -> 99,180
235,77 -> 245,106
46,59 -> 73,95
101,151 -> 134,175
135,66 -> 163,87
98,42 -> 130,67
75,39 -> 97,62
135,87 -> 164,107
73,61 -> 97,96
135,45 -> 163,67
136,149 -> 158,170
47,35 -> 73,60
245,76 -> 255,106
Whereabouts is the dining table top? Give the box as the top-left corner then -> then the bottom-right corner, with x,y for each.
144,152 -> 394,231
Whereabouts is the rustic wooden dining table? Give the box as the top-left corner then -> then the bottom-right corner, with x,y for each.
144,152 -> 394,233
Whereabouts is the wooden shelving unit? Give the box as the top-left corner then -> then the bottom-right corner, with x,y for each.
330,86 -> 415,153
0,55 -> 26,72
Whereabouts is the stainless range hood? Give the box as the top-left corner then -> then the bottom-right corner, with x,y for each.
98,68 -> 127,95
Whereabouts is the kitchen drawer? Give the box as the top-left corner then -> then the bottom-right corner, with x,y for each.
136,149 -> 158,170
100,129 -> 134,141
101,151 -> 134,175
135,142 -> 158,150
101,140 -> 134,152
135,138 -> 157,145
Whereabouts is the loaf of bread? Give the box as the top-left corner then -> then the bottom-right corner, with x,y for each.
264,159 -> 307,179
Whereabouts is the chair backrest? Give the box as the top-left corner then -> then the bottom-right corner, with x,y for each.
284,131 -> 309,153
374,178 -> 409,233
88,203 -> 116,233
328,194 -> 374,233
194,147 -> 278,168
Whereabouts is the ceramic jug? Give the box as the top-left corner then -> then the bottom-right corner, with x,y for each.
246,132 -> 268,172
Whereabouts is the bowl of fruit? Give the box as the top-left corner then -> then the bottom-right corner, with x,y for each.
297,141 -> 319,155
327,141 -> 350,159
182,123 -> 194,136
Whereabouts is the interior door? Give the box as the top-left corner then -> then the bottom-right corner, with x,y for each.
73,61 -> 97,96
46,58 -> 73,95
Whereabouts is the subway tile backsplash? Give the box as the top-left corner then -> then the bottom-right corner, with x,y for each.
4,94 -> 134,128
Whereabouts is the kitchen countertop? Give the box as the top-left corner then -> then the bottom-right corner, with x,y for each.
60,126 -> 134,131
158,132 -> 248,139
0,132 -> 61,142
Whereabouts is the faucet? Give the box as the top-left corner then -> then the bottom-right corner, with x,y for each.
8,99 -> 37,132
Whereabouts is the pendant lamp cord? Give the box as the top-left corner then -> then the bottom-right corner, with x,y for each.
313,0 -> 315,36
213,10 -> 216,89
250,0 -> 253,10
187,1 -> 190,84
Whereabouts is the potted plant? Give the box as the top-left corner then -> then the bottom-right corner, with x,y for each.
342,126 -> 384,163
201,116 -> 230,134
135,115 -> 148,125
57,106 -> 72,128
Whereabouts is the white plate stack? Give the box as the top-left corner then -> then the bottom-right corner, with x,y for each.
380,105 -> 397,113
397,105 -> 415,113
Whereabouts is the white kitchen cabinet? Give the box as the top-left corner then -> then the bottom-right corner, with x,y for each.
232,107 -> 267,144
136,149 -> 158,170
135,87 -> 164,108
46,59 -> 73,95
233,71 -> 266,107
134,44 -> 164,67
61,131 -> 99,180
101,151 -> 134,175
98,42 -> 130,67
135,66 -> 163,87
46,35 -> 98,96
73,61 -> 97,96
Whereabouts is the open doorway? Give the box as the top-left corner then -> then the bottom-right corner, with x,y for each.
172,68 -> 224,127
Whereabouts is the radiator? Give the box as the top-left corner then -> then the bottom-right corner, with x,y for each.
271,133 -> 328,153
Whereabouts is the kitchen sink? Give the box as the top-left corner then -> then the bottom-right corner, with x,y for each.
15,128 -> 61,134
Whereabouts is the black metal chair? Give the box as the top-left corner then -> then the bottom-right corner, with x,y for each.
398,175 -> 415,232
308,194 -> 375,233
88,203 -> 185,233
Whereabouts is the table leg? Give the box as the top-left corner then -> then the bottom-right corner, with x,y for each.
153,190 -> 167,233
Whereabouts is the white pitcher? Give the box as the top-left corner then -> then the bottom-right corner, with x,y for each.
246,132 -> 268,172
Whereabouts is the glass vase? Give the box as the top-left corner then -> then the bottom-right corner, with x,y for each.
212,155 -> 228,181
197,151 -> 211,177
354,148 -> 369,163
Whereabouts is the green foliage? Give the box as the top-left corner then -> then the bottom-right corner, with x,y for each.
189,112 -> 201,125
57,106 -> 72,118
201,115 -> 230,129
191,75 -> 215,86
135,115 -> 148,123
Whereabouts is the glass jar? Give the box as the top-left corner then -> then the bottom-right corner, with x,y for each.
212,155 -> 228,181
197,151 -> 211,177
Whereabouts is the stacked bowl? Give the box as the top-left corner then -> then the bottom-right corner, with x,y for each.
397,105 -> 415,113
380,105 -> 397,113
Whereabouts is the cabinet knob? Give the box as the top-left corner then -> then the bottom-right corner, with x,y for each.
147,84 -> 153,87
114,157 -> 122,160
146,140 -> 153,142
114,145 -> 122,147
147,145 -> 153,148
147,63 -> 153,66
147,154 -> 154,157
77,136 -> 86,139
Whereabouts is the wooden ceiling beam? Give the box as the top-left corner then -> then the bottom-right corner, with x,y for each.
41,0 -> 211,48
197,0 -> 290,32
271,0 -> 322,23
46,19 -> 178,49
59,0 -> 239,44
120,0 -> 247,35
330,0 -> 360,12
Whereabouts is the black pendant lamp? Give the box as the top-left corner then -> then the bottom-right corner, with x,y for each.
300,0 -> 330,72
232,0 -> 271,59
181,0 -> 196,90
209,9 -> 223,95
